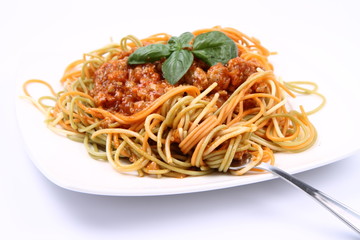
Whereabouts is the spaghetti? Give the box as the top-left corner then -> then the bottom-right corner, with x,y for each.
22,26 -> 325,178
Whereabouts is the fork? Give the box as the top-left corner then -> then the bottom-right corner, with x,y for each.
229,161 -> 360,234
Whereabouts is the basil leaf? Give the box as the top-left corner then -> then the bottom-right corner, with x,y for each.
167,37 -> 181,52
168,32 -> 194,51
192,31 -> 238,66
162,49 -> 194,85
177,32 -> 194,48
128,44 -> 171,64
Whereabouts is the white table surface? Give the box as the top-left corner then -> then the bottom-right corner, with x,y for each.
1,0 -> 360,239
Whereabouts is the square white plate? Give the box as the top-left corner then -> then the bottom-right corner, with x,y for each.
15,28 -> 360,196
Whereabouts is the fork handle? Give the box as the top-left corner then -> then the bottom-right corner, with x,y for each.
259,162 -> 360,234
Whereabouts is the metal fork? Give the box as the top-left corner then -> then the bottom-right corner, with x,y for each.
229,162 -> 360,234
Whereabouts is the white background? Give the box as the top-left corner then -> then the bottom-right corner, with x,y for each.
1,0 -> 360,239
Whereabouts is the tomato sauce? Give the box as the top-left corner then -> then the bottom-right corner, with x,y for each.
91,53 -> 260,115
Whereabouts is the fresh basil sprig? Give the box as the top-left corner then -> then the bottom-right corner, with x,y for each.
128,31 -> 237,84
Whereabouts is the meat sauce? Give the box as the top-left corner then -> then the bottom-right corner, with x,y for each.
91,52 -> 261,115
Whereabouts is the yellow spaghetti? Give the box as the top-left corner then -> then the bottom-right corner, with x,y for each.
22,26 -> 325,178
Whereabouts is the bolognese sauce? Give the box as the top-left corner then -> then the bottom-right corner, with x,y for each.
91,53 -> 261,115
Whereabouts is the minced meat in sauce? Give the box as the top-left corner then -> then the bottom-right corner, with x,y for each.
91,52 -> 261,115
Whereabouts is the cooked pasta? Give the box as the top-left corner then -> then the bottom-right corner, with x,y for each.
22,26 -> 325,178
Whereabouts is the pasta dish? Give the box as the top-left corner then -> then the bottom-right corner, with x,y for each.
22,26 -> 325,178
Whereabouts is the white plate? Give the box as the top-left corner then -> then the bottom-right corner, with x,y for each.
15,32 -> 360,196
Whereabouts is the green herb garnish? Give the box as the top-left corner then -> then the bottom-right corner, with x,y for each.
128,31 -> 238,84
